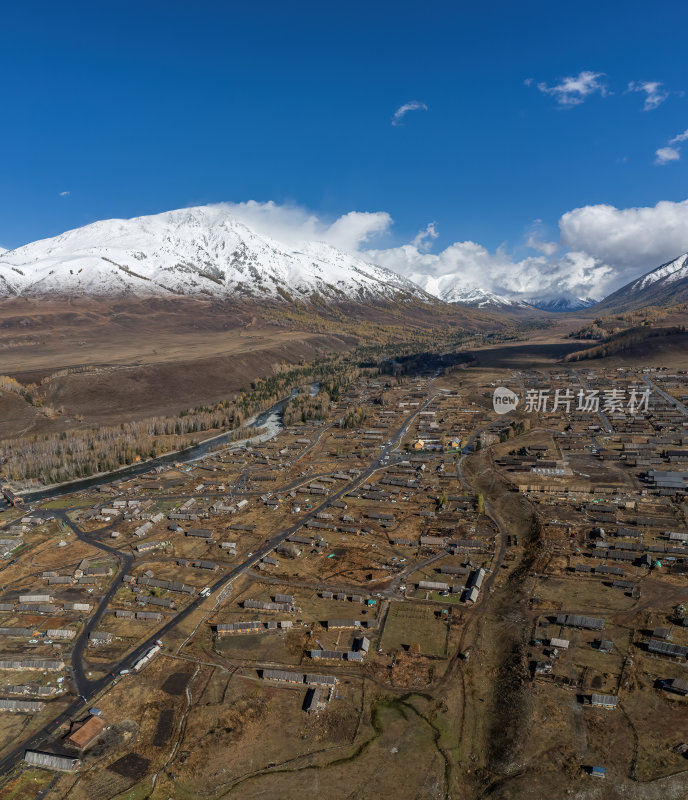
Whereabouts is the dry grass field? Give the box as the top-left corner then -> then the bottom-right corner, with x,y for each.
4,306 -> 688,800
380,603 -> 449,656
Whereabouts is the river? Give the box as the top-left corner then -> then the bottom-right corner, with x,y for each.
14,382 -> 320,505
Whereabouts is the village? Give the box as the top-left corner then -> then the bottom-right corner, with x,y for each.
0,357 -> 687,798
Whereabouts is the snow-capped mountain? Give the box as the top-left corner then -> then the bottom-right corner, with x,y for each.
414,276 -> 592,313
439,286 -> 530,309
631,252 -> 688,291
0,206 -> 434,304
529,296 -> 597,313
407,265 -> 599,312
410,272 -> 531,309
595,252 -> 688,312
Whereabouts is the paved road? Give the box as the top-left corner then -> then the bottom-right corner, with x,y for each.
642,375 -> 688,416
54,512 -> 135,696
387,551 -> 446,592
0,389 -> 437,778
572,369 -> 614,433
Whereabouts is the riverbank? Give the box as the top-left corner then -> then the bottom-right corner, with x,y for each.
12,382 -> 319,505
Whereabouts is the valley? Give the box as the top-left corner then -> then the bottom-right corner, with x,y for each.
0,209 -> 687,800
4,4 -> 687,798
1,318 -> 688,799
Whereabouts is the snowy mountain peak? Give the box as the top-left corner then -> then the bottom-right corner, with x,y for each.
440,285 -> 530,309
529,296 -> 597,312
594,251 -> 688,312
631,252 -> 688,293
0,206 -> 433,304
408,267 -> 598,312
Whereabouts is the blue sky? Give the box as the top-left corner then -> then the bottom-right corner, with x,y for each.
1,1 -> 687,300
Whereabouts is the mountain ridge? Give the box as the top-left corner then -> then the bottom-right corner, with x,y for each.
436,285 -> 531,309
530,296 -> 597,313
0,206 -> 435,305
592,252 -> 688,312
2,207 -> 687,316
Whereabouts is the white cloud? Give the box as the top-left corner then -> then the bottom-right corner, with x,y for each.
534,71 -> 608,106
523,220 -> 559,257
209,198 -> 688,306
214,200 -> 392,252
364,237 -> 612,304
559,198 -> 688,272
653,128 -> 688,165
364,198 -> 688,303
655,146 -> 680,165
58,190 -> 70,197
411,222 -> 439,251
525,236 -> 559,256
392,101 -> 428,126
323,210 -> 393,251
670,128 -> 688,145
627,81 -> 669,111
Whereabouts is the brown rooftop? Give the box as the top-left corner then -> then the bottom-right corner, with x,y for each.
66,714 -> 106,749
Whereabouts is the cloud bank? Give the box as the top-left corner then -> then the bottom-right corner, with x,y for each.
213,197 -> 688,306
558,199 -> 688,271
216,200 -> 392,252
364,240 -> 611,305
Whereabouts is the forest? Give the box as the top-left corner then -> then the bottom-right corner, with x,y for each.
0,324 -> 522,486
566,324 -> 687,361
0,350 -> 374,485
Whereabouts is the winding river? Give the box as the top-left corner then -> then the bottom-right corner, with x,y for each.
15,382 -> 320,505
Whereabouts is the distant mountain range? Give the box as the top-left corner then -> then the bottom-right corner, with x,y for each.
423,283 -> 596,312
0,207 -> 586,312
529,296 -> 598,313
400,253 -> 688,314
435,285 -> 531,309
0,207 -> 685,315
